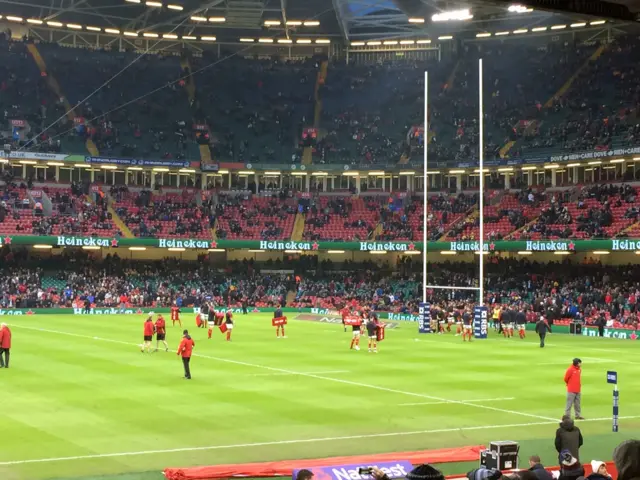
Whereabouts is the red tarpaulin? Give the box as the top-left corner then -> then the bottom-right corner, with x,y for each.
164,445 -> 485,480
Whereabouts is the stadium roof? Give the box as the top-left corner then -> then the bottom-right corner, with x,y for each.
0,0 -> 634,44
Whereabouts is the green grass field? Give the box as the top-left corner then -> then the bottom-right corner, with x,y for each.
1,312 -> 639,480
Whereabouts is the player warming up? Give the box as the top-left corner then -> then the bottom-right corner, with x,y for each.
225,309 -> 234,341
446,308 -> 454,333
438,307 -> 447,334
207,311 -> 217,339
207,302 -> 217,328
155,314 -> 169,352
366,316 -> 378,353
501,307 -> 513,338
341,306 -> 349,333
507,306 -> 516,338
198,302 -> 210,329
141,313 -> 155,353
274,305 -> 286,338
454,308 -> 463,336
171,303 -> 182,327
492,306 -> 501,333
516,308 -> 527,339
462,308 -> 473,342
349,318 -> 361,350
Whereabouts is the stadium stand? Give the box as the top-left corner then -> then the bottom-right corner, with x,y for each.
6,4 -> 640,478
36,43 -> 198,159
0,38 -> 68,154
190,57 -> 317,164
446,190 -> 545,240
215,192 -> 297,240
0,36 -> 636,172
517,184 -> 635,240
0,37 -> 608,167
0,176 -> 121,236
2,33 -> 640,244
302,196 -> 380,241
317,60 -> 453,165
5,175 -> 640,241
510,35 -> 640,160
112,187 -> 213,239
449,40 -> 600,162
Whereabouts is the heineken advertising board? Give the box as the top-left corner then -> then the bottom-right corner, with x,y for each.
524,323 -> 638,340
3,235 -> 640,253
0,307 -> 410,322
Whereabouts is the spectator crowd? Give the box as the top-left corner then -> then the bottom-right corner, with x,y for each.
0,249 -> 639,331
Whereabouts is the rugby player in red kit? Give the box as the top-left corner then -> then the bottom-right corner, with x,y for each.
141,313 -> 155,353
225,309 -> 234,341
341,306 -> 349,332
155,314 -> 169,352
171,303 -> 181,327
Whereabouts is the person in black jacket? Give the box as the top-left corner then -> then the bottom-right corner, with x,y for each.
545,305 -> 556,325
555,416 -> 583,460
466,466 -> 502,480
528,455 -> 553,480
535,316 -> 552,347
597,314 -> 606,337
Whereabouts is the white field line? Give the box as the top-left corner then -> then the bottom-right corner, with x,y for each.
413,336 -> 558,347
400,397 -> 515,407
538,360 -> 610,366
416,334 -> 631,360
249,370 -> 350,377
10,324 -> 558,422
576,346 -> 631,354
420,331 -> 636,354
539,356 -> 640,366
580,356 -> 640,365
1,416 -> 639,466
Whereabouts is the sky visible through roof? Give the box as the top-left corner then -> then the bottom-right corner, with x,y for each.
348,0 -> 398,17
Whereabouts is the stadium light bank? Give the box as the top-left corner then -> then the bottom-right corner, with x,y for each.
432,9 -> 473,22
508,4 -> 533,13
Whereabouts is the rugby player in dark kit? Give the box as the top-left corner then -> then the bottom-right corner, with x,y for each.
366,315 -> 378,353
516,308 -> 527,339
462,308 -> 473,342
225,309 -> 234,341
